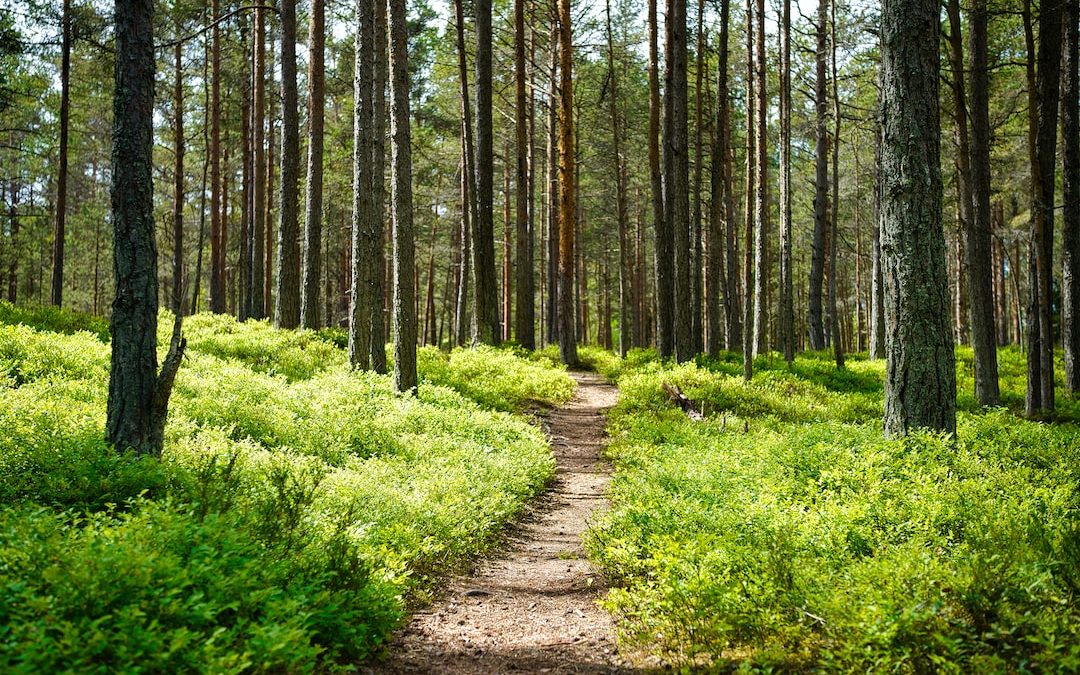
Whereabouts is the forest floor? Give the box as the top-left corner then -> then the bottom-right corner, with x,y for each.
368,372 -> 640,674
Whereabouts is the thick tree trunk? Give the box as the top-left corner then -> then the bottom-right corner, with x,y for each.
349,0 -> 376,368
880,0 -> 956,437
301,0 -> 325,329
388,0 -> 416,392
751,0 -> 767,358
808,0 -> 828,351
667,0 -> 692,362
557,0 -> 578,366
649,0 -> 672,358
514,0 -> 535,349
960,0 -> 1000,404
275,0 -> 301,328
51,0 -> 71,307
690,0 -> 705,356
706,0 -> 729,357
250,6 -> 266,319
473,0 -> 500,344
107,0 -> 185,456
778,0 -> 793,363
1062,0 -> 1080,393
371,0 -> 388,372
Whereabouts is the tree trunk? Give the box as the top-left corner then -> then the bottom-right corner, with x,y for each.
349,0 -> 376,368
238,48 -> 251,321
250,6 -> 266,319
809,0 -> 828,351
107,0 -> 185,456
649,0 -> 672,358
557,0 -> 578,366
751,0 -> 768,358
514,0 -> 535,349
301,0 -> 325,329
473,0 -> 500,344
870,117 -> 885,358
172,38 -> 185,315
371,0 -> 388,372
829,0 -> 843,368
742,0 -> 755,381
274,0 -> 301,328
605,0 -> 633,356
1024,0 -> 1063,415
880,0 -> 956,437
690,0 -> 705,356
50,0 -> 71,307
388,0 -> 417,391
502,144 -> 513,340
208,0 -> 225,313
667,0 -> 692,362
959,0 -> 1000,404
1062,0 -> 1080,393
778,0 -> 793,363
453,0 -> 476,347
547,21 -> 559,346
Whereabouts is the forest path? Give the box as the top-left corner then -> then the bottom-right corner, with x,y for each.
368,372 -> 638,674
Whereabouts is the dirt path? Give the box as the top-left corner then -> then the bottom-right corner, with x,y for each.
369,372 -> 637,674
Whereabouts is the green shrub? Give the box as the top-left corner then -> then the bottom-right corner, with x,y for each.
0,310 -> 571,671
589,348 -> 1080,670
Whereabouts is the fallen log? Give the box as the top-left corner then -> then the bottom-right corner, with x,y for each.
662,383 -> 704,421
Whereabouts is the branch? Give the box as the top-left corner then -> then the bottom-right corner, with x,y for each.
156,5 -> 279,50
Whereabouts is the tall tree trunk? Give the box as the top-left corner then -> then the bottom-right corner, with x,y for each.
547,20 -> 559,346
751,0 -> 768,358
349,0 -> 376,368
275,0 -> 301,328
880,0 -> 956,437
717,0 -> 739,353
388,0 -> 416,392
238,49 -> 251,321
870,116 -> 885,358
606,0 -> 634,356
808,0 -> 828,351
107,0 -> 185,456
778,0 -> 793,363
1024,0 -> 1063,415
557,0 -> 578,366
301,0 -> 325,329
829,0 -> 844,368
667,0 -> 692,361
50,0 -> 71,307
371,0 -> 388,372
250,6 -> 266,319
690,0 -> 705,355
473,0 -> 500,344
192,31 -> 210,313
1062,0 -> 1080,393
649,0 -> 672,357
209,0 -> 225,313
502,145 -> 513,340
453,0 -> 476,347
742,0 -> 755,380
960,0 -> 1000,404
172,38 -> 185,315
514,0 -> 535,348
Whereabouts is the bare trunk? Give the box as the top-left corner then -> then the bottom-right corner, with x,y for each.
1062,0 -> 1080,392
473,0 -> 500,344
778,0 -> 793,363
514,0 -> 535,348
649,0 -> 672,357
557,0 -> 578,366
809,0 -> 828,351
50,0 -> 71,307
301,0 -> 325,329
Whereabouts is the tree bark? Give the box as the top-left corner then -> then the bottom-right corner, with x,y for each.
107,0 -> 185,456
250,6 -> 266,319
742,0 -> 755,381
778,0 -> 793,363
1062,0 -> 1080,393
690,0 -> 705,356
171,38 -> 185,315
880,0 -> 956,437
301,0 -> 325,329
473,0 -> 500,344
606,0 -> 634,356
388,0 -> 416,392
649,0 -> 672,358
547,20 -> 560,346
209,0 -> 225,314
453,0 -> 476,347
274,0 -> 301,328
751,0 -> 767,358
808,0 -> 828,351
371,0 -> 388,372
50,0 -> 71,308
557,0 -> 578,366
960,0 -> 1001,404
829,0 -> 843,368
870,116 -> 885,358
667,0 -> 692,362
514,0 -> 535,349
349,0 -> 376,368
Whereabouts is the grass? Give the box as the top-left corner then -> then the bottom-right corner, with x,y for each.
0,304 -> 575,672
586,348 -> 1080,671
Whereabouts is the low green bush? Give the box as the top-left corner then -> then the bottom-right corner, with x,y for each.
588,347 -> 1080,670
0,310 -> 573,671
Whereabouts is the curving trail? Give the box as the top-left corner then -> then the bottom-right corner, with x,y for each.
369,372 -> 637,674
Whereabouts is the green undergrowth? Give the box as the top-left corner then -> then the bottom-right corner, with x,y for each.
587,348 -> 1080,671
0,304 -> 574,672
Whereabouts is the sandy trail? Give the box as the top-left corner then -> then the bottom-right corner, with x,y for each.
368,372 -> 637,674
